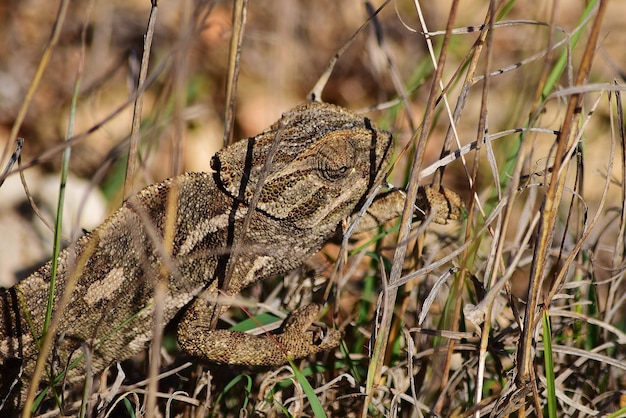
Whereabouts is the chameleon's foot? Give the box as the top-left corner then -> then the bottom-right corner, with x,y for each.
178,304 -> 342,366
417,186 -> 464,224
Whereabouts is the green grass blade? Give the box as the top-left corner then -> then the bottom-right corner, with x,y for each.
288,360 -> 327,418
542,310 -> 557,418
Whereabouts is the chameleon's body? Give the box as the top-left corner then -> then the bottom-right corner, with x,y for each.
0,102 -> 460,413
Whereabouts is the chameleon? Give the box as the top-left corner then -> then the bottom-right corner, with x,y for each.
0,101 -> 461,413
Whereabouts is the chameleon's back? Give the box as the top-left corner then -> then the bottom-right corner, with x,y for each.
0,173 -> 217,410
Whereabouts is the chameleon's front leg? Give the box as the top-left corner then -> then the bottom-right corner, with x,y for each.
351,186 -> 463,234
177,296 -> 342,366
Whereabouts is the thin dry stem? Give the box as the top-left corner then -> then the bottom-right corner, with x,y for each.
366,1 -> 459,416
223,0 -> 248,147
517,0 -> 608,390
124,1 -> 158,199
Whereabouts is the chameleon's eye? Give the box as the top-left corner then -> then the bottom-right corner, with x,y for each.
319,163 -> 350,181
316,137 -> 355,182
315,136 -> 356,182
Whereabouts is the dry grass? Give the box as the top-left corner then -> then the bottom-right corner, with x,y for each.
1,0 -> 626,416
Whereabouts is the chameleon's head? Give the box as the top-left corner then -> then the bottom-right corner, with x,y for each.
212,101 -> 393,229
